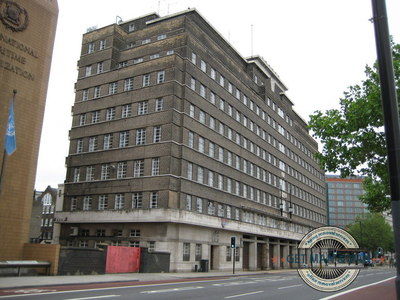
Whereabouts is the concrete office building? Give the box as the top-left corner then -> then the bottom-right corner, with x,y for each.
326,175 -> 368,228
56,9 -> 326,271
0,0 -> 58,260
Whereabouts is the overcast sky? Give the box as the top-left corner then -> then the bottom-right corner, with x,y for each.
34,0 -> 400,190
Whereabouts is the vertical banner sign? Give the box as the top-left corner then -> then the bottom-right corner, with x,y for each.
5,97 -> 16,155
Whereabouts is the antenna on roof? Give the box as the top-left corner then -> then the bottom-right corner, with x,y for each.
116,16 -> 123,24
251,24 -> 254,57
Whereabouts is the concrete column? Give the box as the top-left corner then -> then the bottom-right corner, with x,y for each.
272,242 -> 280,269
248,241 -> 257,271
262,242 -> 269,270
282,244 -> 289,269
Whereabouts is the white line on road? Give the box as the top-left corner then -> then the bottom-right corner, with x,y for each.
140,286 -> 204,294
319,276 -> 395,300
224,291 -> 264,298
66,296 -> 120,300
278,284 -> 303,289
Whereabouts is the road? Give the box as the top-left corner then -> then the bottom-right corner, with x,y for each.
0,268 -> 395,300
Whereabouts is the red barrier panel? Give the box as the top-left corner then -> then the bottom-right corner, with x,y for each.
105,246 -> 140,273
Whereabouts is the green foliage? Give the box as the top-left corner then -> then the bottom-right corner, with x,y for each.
346,213 -> 394,253
309,42 -> 400,212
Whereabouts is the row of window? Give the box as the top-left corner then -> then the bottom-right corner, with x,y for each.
42,205 -> 54,214
117,49 -> 174,69
187,130 -> 324,209
185,158 -> 326,224
190,51 -> 317,162
329,207 -> 368,213
68,239 -> 155,250
41,218 -> 53,227
72,158 -> 160,182
77,228 -> 141,238
80,70 -> 166,101
75,126 -> 161,155
77,98 -> 164,126
187,80 -> 323,184
70,192 -> 159,211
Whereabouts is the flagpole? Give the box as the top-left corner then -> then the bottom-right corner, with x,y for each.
0,89 -> 17,194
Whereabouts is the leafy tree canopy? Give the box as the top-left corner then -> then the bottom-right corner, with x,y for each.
346,213 -> 394,254
309,42 -> 400,212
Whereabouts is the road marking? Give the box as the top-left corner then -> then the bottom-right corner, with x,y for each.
224,291 -> 264,298
319,276 -> 395,300
140,286 -> 203,294
213,281 -> 257,287
66,296 -> 120,300
278,284 -> 303,289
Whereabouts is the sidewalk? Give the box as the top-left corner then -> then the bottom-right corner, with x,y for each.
0,269 -> 293,289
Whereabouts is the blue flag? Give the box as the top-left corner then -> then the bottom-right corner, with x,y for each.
5,100 -> 16,155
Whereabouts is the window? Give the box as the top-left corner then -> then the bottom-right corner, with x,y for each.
188,131 -> 194,148
71,197 -> 77,211
82,89 -> 89,101
76,139 -> 83,153
134,160 -> 144,177
150,192 -> 158,208
83,196 -> 92,210
80,240 -> 88,248
197,166 -> 204,183
143,74 -> 150,87
208,201 -> 215,215
96,229 -> 106,237
189,104 -> 195,117
219,99 -> 225,111
117,162 -> 127,179
187,162 -> 193,180
122,104 -> 132,118
218,174 -> 223,190
148,241 -> 156,252
109,82 -> 118,94
226,206 -> 231,218
157,34 -> 166,40
219,75 -> 224,87
153,126 -> 161,142
183,243 -> 190,261
198,136 -> 205,152
115,194 -> 124,209
155,98 -> 164,111
94,86 -> 101,98
132,192 -> 143,208
218,204 -> 224,217
136,128 -> 146,145
86,166 -> 94,181
228,82 -> 233,93
196,197 -> 203,213
200,84 -> 206,97
157,71 -> 165,83
210,91 -> 216,104
138,101 -> 148,115
195,244 -> 202,261
130,229 -> 141,237
191,52 -> 196,64
101,164 -> 111,180
208,171 -> 214,186
130,241 -> 140,247
124,78 -> 134,91
226,246 -> 232,262
97,62 -> 104,73
85,66 -> 91,76
200,60 -> 206,72
209,117 -> 215,129
99,39 -> 106,50
190,77 -> 196,90
103,133 -> 113,150
166,50 -> 174,55
73,168 -> 80,182
199,111 -> 206,124
128,23 -> 135,32
88,42 -> 95,53
106,107 -> 115,120
210,68 -> 216,79
152,158 -> 160,175
141,38 -> 150,44
150,53 -> 160,60
98,195 -> 108,210
134,57 -> 143,64
119,131 -> 129,147
185,195 -> 192,210
92,111 -> 100,123
208,142 -> 214,158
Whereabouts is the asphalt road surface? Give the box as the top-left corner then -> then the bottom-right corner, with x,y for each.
0,268 -> 395,300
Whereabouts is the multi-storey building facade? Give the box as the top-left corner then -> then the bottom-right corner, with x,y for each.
56,9 -> 326,271
29,186 -> 57,243
326,175 -> 368,228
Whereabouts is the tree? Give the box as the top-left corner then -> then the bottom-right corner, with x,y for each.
346,213 -> 394,254
308,42 -> 400,212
